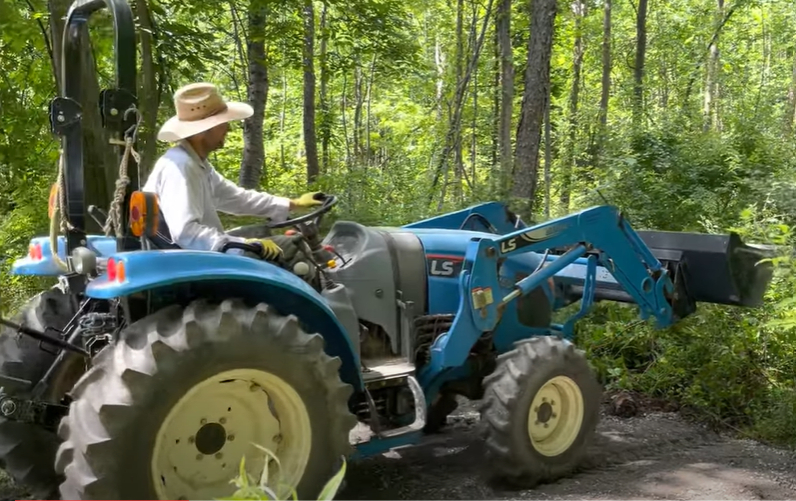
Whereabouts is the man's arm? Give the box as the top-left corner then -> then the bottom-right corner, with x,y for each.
156,160 -> 246,251
210,168 -> 292,221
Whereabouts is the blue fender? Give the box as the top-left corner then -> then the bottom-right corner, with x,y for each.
11,235 -> 118,276
86,249 -> 364,391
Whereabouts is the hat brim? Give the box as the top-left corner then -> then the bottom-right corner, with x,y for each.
157,102 -> 253,142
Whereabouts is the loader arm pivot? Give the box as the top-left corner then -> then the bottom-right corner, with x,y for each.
422,205 -> 682,378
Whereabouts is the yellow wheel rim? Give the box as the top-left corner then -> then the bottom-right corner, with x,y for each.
151,368 -> 312,500
527,375 -> 584,457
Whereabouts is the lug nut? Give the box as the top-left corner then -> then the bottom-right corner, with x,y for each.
215,453 -> 223,459
219,417 -> 226,424
196,454 -> 203,460
200,418 -> 207,424
227,434 -> 235,441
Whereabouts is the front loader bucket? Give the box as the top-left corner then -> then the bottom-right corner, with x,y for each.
552,230 -> 775,314
636,231 -> 775,308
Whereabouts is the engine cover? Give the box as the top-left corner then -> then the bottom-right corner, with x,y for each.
322,222 -> 427,356
323,222 -> 556,358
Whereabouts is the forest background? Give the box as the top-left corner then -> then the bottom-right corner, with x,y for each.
1,0 -> 796,448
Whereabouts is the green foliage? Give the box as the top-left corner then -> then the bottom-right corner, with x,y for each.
220,445 -> 346,501
3,0 -> 796,454
576,206 -> 796,447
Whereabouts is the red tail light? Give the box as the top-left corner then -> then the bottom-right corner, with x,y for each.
29,243 -> 43,260
107,258 -> 117,281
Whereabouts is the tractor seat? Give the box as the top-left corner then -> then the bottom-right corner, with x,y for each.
128,191 -> 181,250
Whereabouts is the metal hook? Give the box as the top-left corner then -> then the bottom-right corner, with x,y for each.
123,106 -> 143,142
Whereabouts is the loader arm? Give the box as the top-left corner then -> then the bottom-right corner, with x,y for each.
421,205 -> 682,378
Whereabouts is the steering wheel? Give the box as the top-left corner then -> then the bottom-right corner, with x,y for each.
225,192 -> 338,241
266,192 -> 338,229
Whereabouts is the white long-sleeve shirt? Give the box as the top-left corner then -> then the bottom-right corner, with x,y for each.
142,140 -> 291,251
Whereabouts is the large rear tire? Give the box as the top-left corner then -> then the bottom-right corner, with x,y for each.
0,287 -> 79,499
480,336 -> 601,488
55,298 -> 358,500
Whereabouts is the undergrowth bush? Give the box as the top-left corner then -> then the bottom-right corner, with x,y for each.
575,202 -> 796,447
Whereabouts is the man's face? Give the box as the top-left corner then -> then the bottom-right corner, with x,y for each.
202,122 -> 230,152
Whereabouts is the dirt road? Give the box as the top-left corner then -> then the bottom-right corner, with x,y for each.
339,400 -> 796,500
2,400 -> 795,500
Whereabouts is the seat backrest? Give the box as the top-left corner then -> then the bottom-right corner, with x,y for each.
128,191 -> 181,250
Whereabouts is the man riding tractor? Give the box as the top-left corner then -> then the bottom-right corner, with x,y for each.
143,82 -> 322,260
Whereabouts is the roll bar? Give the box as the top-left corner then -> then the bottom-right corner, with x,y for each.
48,0 -> 140,257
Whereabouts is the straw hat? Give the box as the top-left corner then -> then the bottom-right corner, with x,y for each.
157,82 -> 253,142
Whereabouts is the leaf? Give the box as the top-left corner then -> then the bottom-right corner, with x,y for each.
316,456 -> 347,501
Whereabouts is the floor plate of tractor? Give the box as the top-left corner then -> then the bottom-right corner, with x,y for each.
362,357 -> 415,382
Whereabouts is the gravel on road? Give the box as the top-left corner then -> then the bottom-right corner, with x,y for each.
339,400 -> 796,500
2,400 -> 795,501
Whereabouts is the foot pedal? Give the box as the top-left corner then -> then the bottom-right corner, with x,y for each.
0,374 -> 32,394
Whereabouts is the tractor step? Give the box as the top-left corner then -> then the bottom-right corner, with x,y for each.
362,357 -> 415,385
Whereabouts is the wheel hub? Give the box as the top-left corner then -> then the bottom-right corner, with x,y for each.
151,368 -> 312,500
527,375 -> 585,457
536,401 -> 554,423
195,422 -> 227,456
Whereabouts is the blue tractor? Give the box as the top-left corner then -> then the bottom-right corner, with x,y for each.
0,0 -> 776,499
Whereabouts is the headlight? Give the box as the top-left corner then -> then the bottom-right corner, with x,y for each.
71,246 -> 98,276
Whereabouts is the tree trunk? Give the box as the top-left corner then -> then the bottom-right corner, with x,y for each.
365,54 -> 377,166
703,0 -> 724,132
319,0 -> 331,172
490,22 -> 500,189
544,90 -> 552,219
133,0 -> 159,180
496,0 -> 513,199
511,0 -> 557,214
48,0 -> 66,90
592,0 -> 611,167
785,48 -> 796,135
453,0 -> 465,202
239,1 -> 269,189
353,63 -> 363,164
470,0 -> 478,188
429,0 -> 495,206
632,0 -> 647,126
559,0 -> 585,211
280,69 -> 287,174
435,37 -> 446,123
302,0 -> 319,185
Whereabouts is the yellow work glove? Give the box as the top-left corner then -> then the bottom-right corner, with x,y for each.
291,192 -> 324,208
245,238 -> 283,261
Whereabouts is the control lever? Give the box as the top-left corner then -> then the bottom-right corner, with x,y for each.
88,205 -> 108,228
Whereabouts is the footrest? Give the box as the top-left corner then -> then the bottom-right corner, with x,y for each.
0,374 -> 33,394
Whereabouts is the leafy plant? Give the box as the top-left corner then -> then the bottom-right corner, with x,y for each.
219,444 -> 347,501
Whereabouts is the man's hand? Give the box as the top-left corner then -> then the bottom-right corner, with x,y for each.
290,192 -> 324,210
245,238 -> 283,261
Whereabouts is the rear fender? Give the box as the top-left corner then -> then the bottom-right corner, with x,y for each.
402,202 -> 526,235
85,249 -> 364,391
11,235 -> 117,276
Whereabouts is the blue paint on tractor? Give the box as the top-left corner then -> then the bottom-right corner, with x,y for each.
11,235 -> 117,276
85,249 -> 364,391
8,198 -> 774,463
402,201 -> 526,234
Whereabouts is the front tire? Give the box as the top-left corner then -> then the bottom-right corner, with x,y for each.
55,298 -> 357,500
480,335 -> 601,487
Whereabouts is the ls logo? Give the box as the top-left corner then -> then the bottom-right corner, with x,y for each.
426,254 -> 464,278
